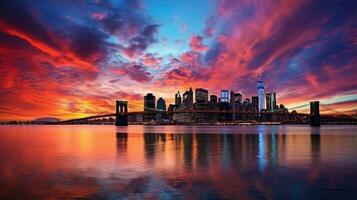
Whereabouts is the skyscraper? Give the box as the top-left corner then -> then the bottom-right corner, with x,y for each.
242,98 -> 251,110
220,90 -> 229,103
219,90 -> 231,121
257,75 -> 265,112
230,91 -> 235,106
144,93 -> 156,121
210,95 -> 217,104
157,97 -> 166,111
271,92 -> 277,111
182,87 -> 193,110
144,93 -> 156,111
195,88 -> 208,104
230,91 -> 242,111
252,96 -> 258,111
175,91 -> 181,106
209,95 -> 218,109
266,93 -> 272,111
266,92 -> 277,111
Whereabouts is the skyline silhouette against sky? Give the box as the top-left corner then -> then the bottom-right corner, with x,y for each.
1,0 -> 357,120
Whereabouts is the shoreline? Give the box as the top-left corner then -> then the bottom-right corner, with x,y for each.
1,122 -> 356,126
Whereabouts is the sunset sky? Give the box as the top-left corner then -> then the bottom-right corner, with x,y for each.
1,0 -> 357,120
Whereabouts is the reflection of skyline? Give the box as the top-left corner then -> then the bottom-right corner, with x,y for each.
115,126 -> 354,172
112,128 -> 357,199
1,125 -> 357,199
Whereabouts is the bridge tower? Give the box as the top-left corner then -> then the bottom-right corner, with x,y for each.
115,100 -> 128,126
310,101 -> 320,126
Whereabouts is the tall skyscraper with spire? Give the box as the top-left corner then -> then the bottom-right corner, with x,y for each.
175,91 -> 181,106
257,74 -> 266,112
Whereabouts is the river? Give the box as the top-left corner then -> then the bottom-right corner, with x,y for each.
0,125 -> 357,199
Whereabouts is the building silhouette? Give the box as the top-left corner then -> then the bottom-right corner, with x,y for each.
266,92 -> 277,112
195,88 -> 208,104
144,93 -> 156,111
157,97 -> 166,111
209,95 -> 218,109
257,75 -> 266,112
220,90 -> 229,103
144,93 -> 156,121
231,92 -> 242,111
230,91 -> 235,107
242,98 -> 251,111
266,93 -> 272,111
252,96 -> 259,111
183,87 -> 194,110
271,92 -> 277,111
175,91 -> 181,107
138,75 -> 287,123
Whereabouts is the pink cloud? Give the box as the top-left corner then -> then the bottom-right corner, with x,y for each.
91,12 -> 108,21
111,64 -> 153,83
141,53 -> 162,68
189,35 -> 209,52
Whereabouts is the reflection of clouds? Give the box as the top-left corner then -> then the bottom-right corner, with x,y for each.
2,126 -> 357,199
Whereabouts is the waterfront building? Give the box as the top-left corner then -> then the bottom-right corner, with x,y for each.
209,95 -> 218,109
266,93 -> 272,111
194,88 -> 209,121
157,97 -> 166,111
144,93 -> 156,121
195,88 -> 208,104
257,75 -> 266,112
144,93 -> 156,111
175,91 -> 181,107
182,87 -> 193,110
232,92 -> 242,111
271,92 -> 277,111
230,91 -> 235,107
219,90 -> 231,121
266,92 -> 277,112
221,90 -> 229,103
195,88 -> 208,110
235,93 -> 242,104
252,96 -> 259,111
242,98 -> 251,111
210,95 -> 217,104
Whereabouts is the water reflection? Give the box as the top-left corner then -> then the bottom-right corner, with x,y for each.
112,127 -> 357,199
115,131 -> 328,173
0,125 -> 357,199
116,132 -> 127,156
311,127 -> 321,163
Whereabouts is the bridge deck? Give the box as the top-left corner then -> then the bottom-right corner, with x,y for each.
58,110 -> 357,124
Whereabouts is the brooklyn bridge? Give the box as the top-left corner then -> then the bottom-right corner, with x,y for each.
56,100 -> 357,126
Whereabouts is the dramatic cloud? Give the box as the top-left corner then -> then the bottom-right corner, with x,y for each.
1,0 -> 357,120
0,0 -> 159,120
190,35 -> 209,52
141,53 -> 162,68
111,64 -> 153,83
122,24 -> 160,59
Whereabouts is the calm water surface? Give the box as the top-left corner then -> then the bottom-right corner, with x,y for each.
1,125 -> 357,199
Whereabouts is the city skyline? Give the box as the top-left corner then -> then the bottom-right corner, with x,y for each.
1,0 -> 357,121
143,76 -> 279,112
